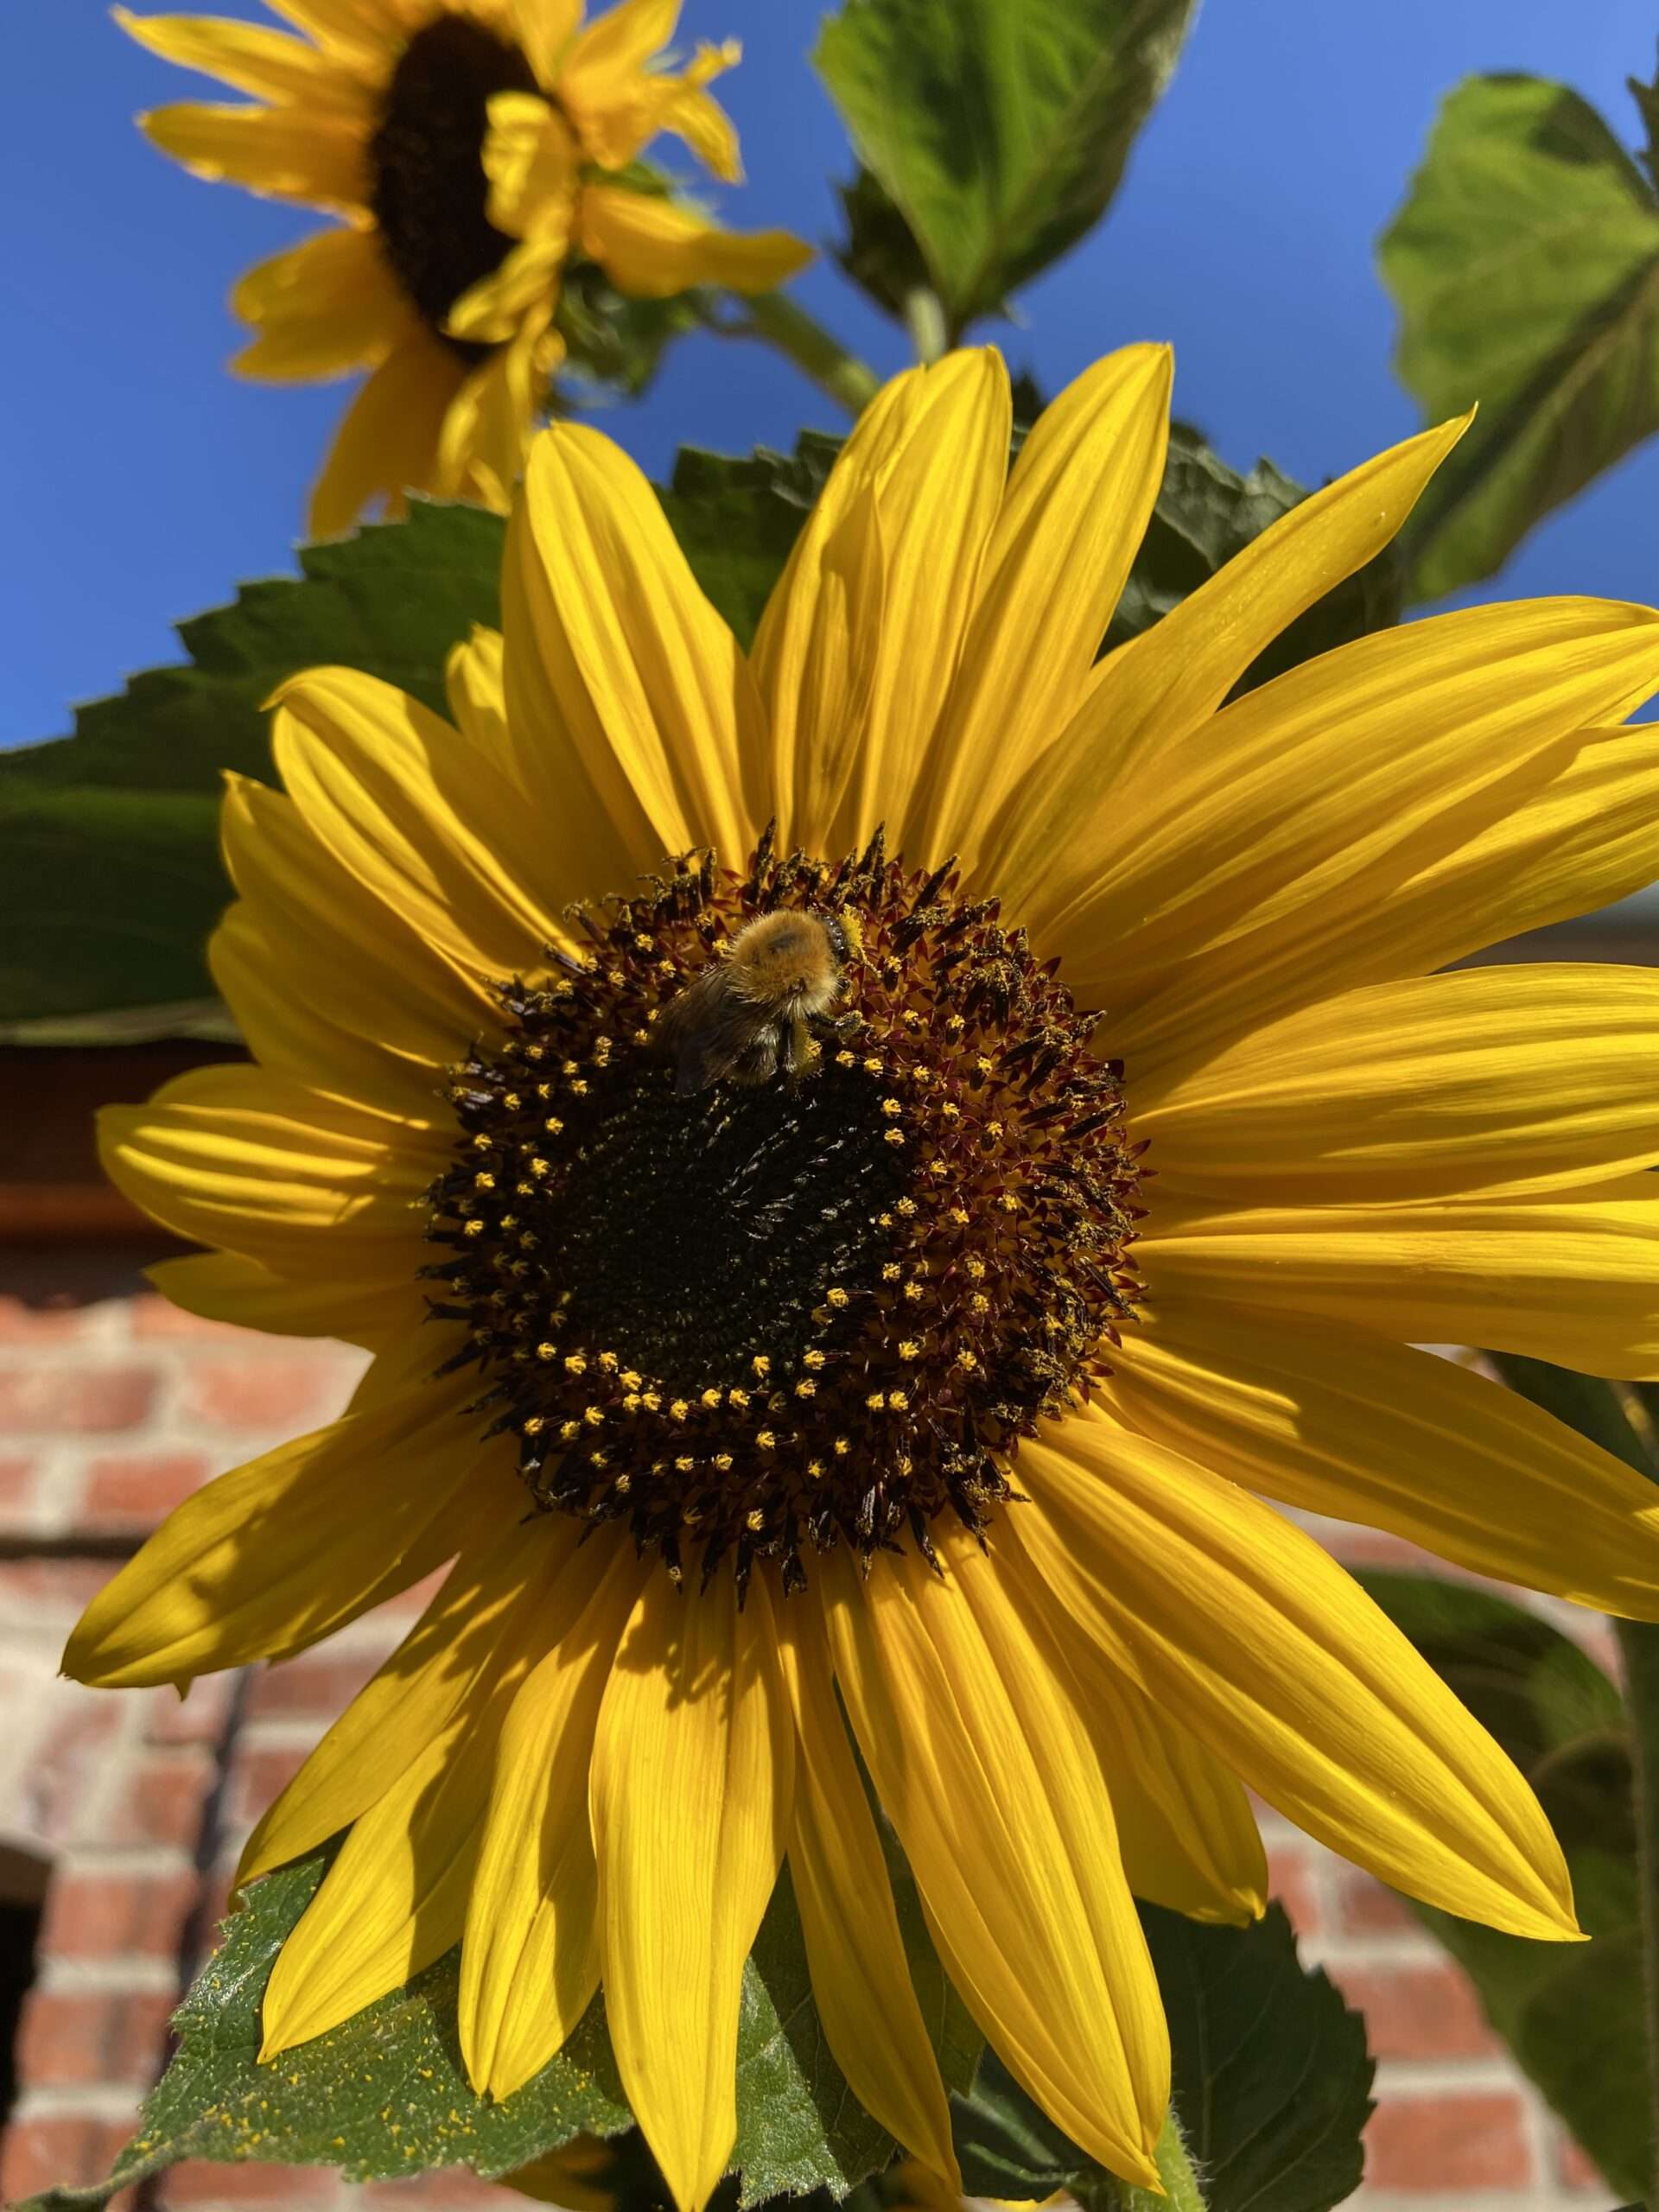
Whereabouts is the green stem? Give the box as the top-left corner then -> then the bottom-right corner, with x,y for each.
903,285 -> 949,365
723,289 -> 880,417
1616,1614 -> 1659,2199
1113,2113 -> 1206,2211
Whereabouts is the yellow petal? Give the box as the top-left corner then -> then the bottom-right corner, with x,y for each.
445,625 -> 508,753
559,0 -> 678,123
1126,716 -> 1659,1057
911,345 -> 1172,874
509,0 -> 582,87
261,0 -> 400,66
240,1518 -> 583,1884
751,350 -> 1009,852
260,1526 -> 610,2054
822,1531 -> 1167,2191
261,1726 -> 480,2051
656,48 -> 742,182
775,1596 -> 960,2190
578,185 -> 811,299
115,9 -> 373,113
229,224 -> 405,381
480,90 -> 578,238
210,906 -> 444,1128
220,772 -> 494,1062
1042,598 -> 1659,1082
308,326 -> 468,537
1017,1408 -> 1579,1939
139,99 -> 367,207
459,1540 -> 645,2099
1033,415 -> 1470,805
1137,963 -> 1659,1200
591,1573 -> 793,2212
1107,1302 -> 1659,1620
1040,1610 -> 1267,1927
270,665 -> 564,980
97,1062 -> 435,1283
144,1248 -> 394,1348
505,423 -> 767,886
62,1363 -> 519,1688
436,304 -> 563,512
448,234 -> 566,344
1140,1175 -> 1659,1381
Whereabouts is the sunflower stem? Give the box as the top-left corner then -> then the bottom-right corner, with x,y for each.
1111,2113 -> 1206,2210
718,289 -> 881,417
1616,1614 -> 1659,2197
903,285 -> 949,365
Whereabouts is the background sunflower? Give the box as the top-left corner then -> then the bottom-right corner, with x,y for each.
116,0 -> 810,530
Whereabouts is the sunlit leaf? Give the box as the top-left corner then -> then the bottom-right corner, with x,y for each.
816,0 -> 1198,339
1380,71 -> 1659,599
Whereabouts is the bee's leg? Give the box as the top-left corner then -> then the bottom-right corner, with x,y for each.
779,1014 -> 821,1083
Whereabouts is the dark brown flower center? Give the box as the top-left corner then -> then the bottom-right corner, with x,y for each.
424,832 -> 1145,1595
368,16 -> 537,350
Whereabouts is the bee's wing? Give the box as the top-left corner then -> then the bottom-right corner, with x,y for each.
655,968 -> 771,1095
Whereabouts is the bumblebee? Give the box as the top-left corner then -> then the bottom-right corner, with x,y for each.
655,909 -> 859,1094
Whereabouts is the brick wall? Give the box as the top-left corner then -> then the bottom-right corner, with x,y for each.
0,1257 -> 1624,2212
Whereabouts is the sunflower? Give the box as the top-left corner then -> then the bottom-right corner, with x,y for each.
70,346 -> 1659,2204
117,0 -> 811,533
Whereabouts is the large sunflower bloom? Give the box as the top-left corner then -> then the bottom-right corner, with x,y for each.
118,0 -> 810,532
70,346 -> 1659,2204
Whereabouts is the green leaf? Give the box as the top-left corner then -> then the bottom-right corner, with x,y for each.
815,0 -> 1198,340
1379,72 -> 1659,600
1106,426 -> 1405,687
832,165 -> 938,324
952,1904 -> 1372,2212
1355,1564 -> 1648,2201
733,1867 -> 897,2205
29,1849 -> 925,2209
1,503 -> 505,1029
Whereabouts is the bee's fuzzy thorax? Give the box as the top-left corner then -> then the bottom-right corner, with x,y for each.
421,829 -> 1145,1598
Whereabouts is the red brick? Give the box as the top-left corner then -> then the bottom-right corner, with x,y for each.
147,1675 -> 237,1746
84,1449 -> 215,1532
111,1748 -> 218,1851
246,1650 -> 381,1723
180,1356 -> 349,1430
1322,1526 -> 1433,1569
1265,1847 -> 1321,1936
0,2113 -> 137,2199
0,1294 -> 101,1341
17,1986 -> 175,2088
0,1453 -> 40,1521
1364,2092 -> 1535,2191
382,1565 -> 452,1618
159,2158 -> 339,2203
0,1556 -> 122,1616
130,1293 -> 257,1343
226,1745 -> 310,1832
0,1363 -> 159,1433
1326,1961 -> 1500,2059
1330,1866 -> 1420,1937
29,1695 -> 126,1845
1555,2131 -> 1611,2191
42,1865 -> 199,1960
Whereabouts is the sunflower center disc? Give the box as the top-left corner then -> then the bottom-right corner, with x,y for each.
368,16 -> 537,345
424,833 -> 1146,1593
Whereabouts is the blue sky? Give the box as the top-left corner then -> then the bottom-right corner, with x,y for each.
7,0 -> 1659,744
